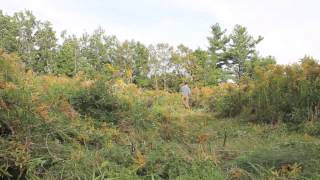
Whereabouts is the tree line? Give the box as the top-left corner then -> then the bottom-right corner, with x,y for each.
0,10 -> 276,90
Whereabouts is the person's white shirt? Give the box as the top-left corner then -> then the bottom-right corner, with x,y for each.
180,84 -> 191,96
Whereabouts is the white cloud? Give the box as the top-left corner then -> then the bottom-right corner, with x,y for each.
169,0 -> 320,63
2,0 -> 320,64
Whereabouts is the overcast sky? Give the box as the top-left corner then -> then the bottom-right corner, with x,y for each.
2,0 -> 320,64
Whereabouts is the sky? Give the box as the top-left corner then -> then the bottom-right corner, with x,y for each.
1,0 -> 320,64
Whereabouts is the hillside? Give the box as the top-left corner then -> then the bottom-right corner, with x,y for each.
1,50 -> 320,180
2,9 -> 320,180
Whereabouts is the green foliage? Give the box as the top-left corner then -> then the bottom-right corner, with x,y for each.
71,78 -> 127,124
135,75 -> 153,88
176,161 -> 224,180
0,9 -> 234,89
212,57 -> 320,132
214,87 -> 244,117
0,52 -> 134,179
233,142 -> 320,179
227,25 -> 263,82
3,7 -> 320,180
55,33 -> 80,76
14,10 -> 39,70
299,121 -> 320,136
207,23 -> 229,68
115,40 -> 150,83
139,152 -> 224,179
207,23 -> 263,83
0,10 -> 19,52
2,52 -> 320,179
33,21 -> 57,73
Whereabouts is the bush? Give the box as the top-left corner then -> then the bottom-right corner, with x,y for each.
71,78 -> 128,124
190,87 -> 215,110
210,83 -> 245,117
211,59 -> 320,130
214,90 -> 244,117
299,121 -> 320,136
0,52 -> 134,179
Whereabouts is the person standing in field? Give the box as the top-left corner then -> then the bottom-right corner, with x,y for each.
180,82 -> 191,109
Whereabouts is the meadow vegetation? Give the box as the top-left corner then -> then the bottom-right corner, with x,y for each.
1,9 -> 320,180
1,50 -> 320,179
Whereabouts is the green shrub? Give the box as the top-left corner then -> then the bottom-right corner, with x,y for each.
212,60 -> 320,130
299,121 -> 320,136
214,88 -> 245,117
71,79 -> 128,124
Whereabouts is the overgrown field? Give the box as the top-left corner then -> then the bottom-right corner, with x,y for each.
1,51 -> 320,180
